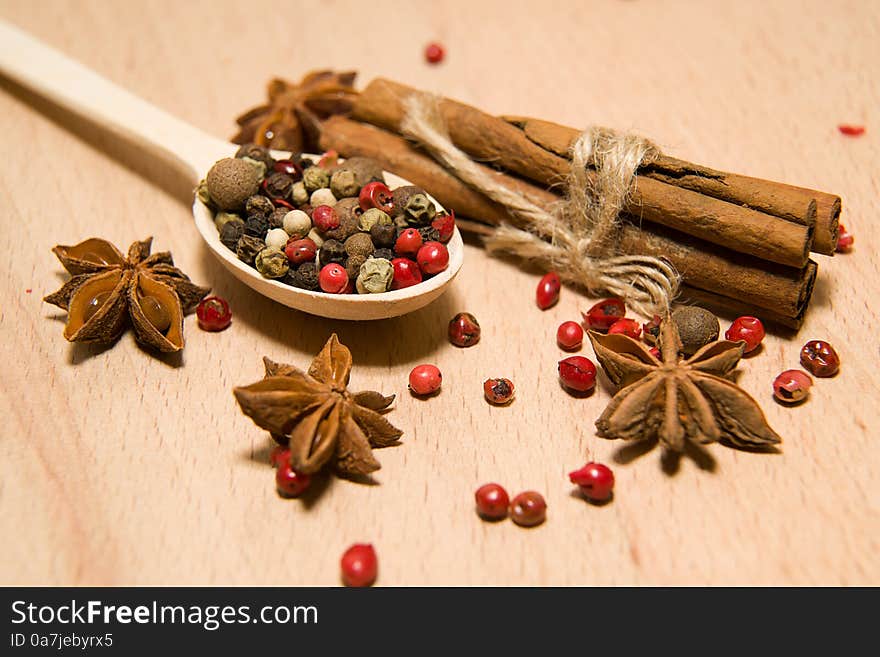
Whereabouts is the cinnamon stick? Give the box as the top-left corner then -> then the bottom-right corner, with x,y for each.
503,115 -> 840,255
351,79 -> 814,268
677,285 -> 804,330
319,116 -> 558,226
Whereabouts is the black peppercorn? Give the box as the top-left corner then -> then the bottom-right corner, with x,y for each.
235,143 -> 275,170
244,214 -> 269,238
319,239 -> 347,266
372,247 -> 394,261
268,206 -> 290,230
290,262 -> 320,290
219,220 -> 245,251
246,194 -> 275,219
418,226 -> 441,243
236,234 -> 265,265
370,222 -> 396,247
298,157 -> 315,170
264,172 -> 294,199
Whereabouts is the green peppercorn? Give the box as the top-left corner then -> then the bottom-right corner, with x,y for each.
403,193 -> 437,226
236,234 -> 265,264
240,157 -> 267,180
356,257 -> 394,294
255,247 -> 290,279
303,166 -> 330,193
391,185 -> 425,217
330,169 -> 360,198
219,220 -> 245,251
197,179 -> 213,207
246,195 -> 275,219
291,181 -> 309,206
358,208 -> 392,232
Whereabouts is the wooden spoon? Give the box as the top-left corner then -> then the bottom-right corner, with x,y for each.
0,21 -> 463,320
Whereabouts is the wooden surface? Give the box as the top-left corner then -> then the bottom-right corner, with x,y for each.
1,0 -> 878,586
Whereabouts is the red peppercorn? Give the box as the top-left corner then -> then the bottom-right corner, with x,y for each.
340,544 -> 377,587
409,364 -> 442,396
319,263 -> 349,294
390,257 -> 423,290
196,296 -> 232,331
270,445 -> 289,468
510,491 -> 546,527
838,124 -> 865,137
394,228 -> 423,256
431,210 -> 455,243
649,346 -> 661,360
725,316 -> 765,353
773,369 -> 812,404
607,318 -> 641,339
284,237 -> 317,266
275,461 -> 311,498
317,150 -> 339,169
582,298 -> 626,330
483,378 -> 515,405
425,42 -> 445,64
556,321 -> 584,350
475,483 -> 509,520
536,272 -> 561,310
569,462 -> 615,502
836,224 -> 854,253
359,181 -> 394,213
558,356 -> 597,393
416,241 -> 449,275
312,205 -> 340,233
800,340 -> 840,377
273,159 -> 303,179
448,312 -> 481,347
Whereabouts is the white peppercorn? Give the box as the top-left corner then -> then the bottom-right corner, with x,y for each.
310,188 -> 337,208
291,181 -> 309,206
283,209 -> 312,238
265,228 -> 290,251
307,228 -> 324,248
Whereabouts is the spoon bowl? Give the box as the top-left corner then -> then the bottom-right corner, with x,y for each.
193,157 -> 463,320
0,21 -> 463,320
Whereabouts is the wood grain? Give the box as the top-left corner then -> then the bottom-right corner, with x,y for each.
0,0 -> 878,586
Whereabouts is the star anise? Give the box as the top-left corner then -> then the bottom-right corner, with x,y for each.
588,318 -> 781,451
44,237 -> 210,352
231,70 -> 358,153
233,334 -> 403,477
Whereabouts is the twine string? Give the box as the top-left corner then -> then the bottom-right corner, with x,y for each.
399,93 -> 679,317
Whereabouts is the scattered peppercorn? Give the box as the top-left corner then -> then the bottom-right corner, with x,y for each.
448,312 -> 481,347
773,369 -> 812,404
642,314 -> 662,345
536,272 -> 561,310
672,306 -> 720,355
569,462 -> 614,502
424,42 -> 445,64
558,356 -> 597,393
340,544 -> 377,588
557,321 -> 584,350
607,318 -> 642,339
510,491 -> 546,527
409,364 -> 442,396
800,340 -> 840,377
369,222 -> 396,248
724,316 -> 764,353
276,461 -> 311,498
582,298 -> 626,330
838,124 -> 865,137
475,483 -> 509,520
836,224 -> 854,253
196,296 -> 232,332
484,378 -> 515,405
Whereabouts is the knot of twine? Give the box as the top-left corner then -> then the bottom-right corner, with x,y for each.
400,94 -> 680,316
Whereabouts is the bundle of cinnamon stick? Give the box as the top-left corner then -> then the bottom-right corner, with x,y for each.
234,74 -> 842,328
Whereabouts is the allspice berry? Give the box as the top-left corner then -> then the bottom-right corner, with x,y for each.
340,157 -> 385,188
391,185 -> 426,217
345,254 -> 368,280
370,223 -> 396,248
235,143 -> 274,170
344,233 -> 374,259
325,197 -> 362,241
671,306 -> 720,356
206,158 -> 262,211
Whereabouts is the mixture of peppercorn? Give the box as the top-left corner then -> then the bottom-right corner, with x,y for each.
198,145 -> 454,295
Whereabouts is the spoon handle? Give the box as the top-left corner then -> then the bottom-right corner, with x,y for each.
0,20 -> 231,180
